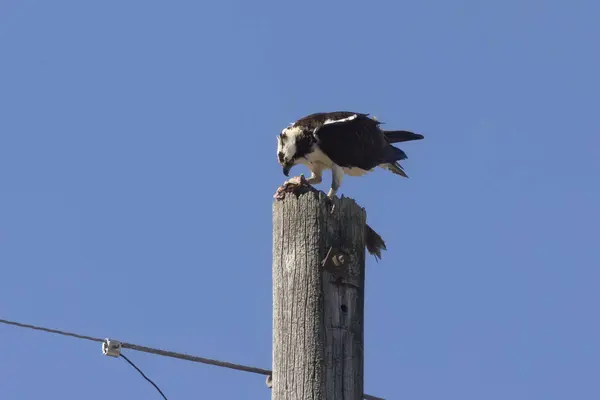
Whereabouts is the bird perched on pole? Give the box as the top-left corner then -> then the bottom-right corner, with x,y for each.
276,111 -> 424,198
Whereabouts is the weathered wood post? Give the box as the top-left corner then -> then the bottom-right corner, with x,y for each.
272,184 -> 366,400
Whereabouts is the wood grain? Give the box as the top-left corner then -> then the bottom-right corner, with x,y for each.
273,190 -> 366,400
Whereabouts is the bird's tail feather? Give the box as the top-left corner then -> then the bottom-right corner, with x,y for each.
379,145 -> 409,177
384,145 -> 408,161
384,130 -> 424,143
380,162 -> 408,178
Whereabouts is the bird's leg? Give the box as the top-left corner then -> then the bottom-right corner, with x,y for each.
327,164 -> 344,199
305,168 -> 323,186
326,164 -> 344,213
281,167 -> 322,190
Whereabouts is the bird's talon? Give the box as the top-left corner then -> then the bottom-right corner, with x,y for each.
324,197 -> 336,213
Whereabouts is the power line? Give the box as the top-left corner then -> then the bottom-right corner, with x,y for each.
0,317 -> 385,400
121,341 -> 272,376
0,317 -> 104,343
0,317 -> 270,375
120,353 -> 168,400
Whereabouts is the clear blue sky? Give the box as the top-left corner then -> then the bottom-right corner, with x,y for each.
1,0 -> 599,399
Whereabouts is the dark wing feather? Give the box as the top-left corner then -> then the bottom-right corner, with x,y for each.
295,111 -> 371,131
313,114 -> 390,170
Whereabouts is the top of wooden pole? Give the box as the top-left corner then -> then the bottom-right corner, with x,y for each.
273,175 -> 387,261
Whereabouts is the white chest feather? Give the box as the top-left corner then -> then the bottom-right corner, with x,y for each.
301,147 -> 333,168
342,166 -> 371,176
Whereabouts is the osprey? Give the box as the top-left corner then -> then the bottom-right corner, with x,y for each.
276,111 -> 424,198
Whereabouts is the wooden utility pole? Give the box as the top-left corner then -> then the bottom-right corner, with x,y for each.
272,184 -> 366,400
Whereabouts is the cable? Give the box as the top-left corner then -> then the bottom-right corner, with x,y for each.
120,341 -> 272,376
0,317 -> 385,399
120,353 -> 168,400
0,318 -> 104,343
0,318 -> 269,375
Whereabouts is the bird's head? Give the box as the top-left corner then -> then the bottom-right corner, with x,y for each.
276,126 -> 310,176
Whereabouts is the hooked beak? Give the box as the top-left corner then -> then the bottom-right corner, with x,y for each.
282,163 -> 292,177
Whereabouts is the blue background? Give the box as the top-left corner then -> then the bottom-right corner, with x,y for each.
1,1 -> 599,399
